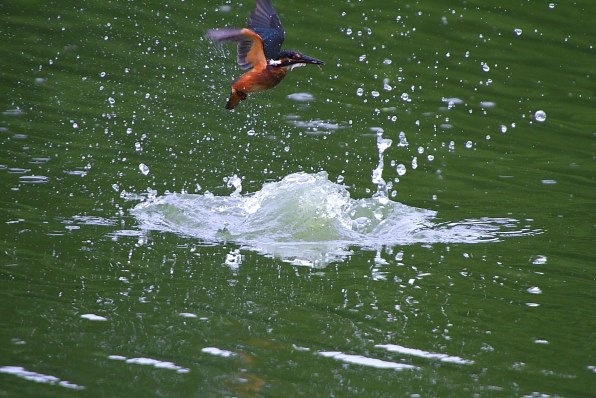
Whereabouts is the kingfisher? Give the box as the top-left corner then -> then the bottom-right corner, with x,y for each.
207,0 -> 324,110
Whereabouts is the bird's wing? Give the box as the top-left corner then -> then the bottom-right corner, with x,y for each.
247,0 -> 285,60
206,28 -> 267,71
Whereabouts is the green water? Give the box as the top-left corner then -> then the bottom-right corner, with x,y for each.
1,0 -> 594,396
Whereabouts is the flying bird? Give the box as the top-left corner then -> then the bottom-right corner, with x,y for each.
207,0 -> 324,110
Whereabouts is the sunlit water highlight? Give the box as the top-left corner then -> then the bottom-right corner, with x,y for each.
0,366 -> 85,391
318,351 -> 418,371
131,171 -> 539,267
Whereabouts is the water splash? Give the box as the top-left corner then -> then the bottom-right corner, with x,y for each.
131,171 -> 540,267
371,131 -> 393,204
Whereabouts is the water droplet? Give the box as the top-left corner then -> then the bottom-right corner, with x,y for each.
514,28 -> 523,36
400,93 -> 410,102
417,146 -> 424,154
411,157 -> 418,170
465,140 -> 473,149
548,3 -> 555,9
139,163 -> 150,175
534,110 -> 546,122
383,59 -> 392,65
371,90 -> 380,98
108,97 -> 115,105
336,175 -> 345,183
481,63 -> 490,72
396,164 -> 406,176
247,129 -> 256,136
500,125 -> 507,133
397,131 -> 408,147
427,154 -> 435,162
356,87 -> 364,97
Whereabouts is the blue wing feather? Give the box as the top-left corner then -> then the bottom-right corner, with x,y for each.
247,0 -> 284,59
207,0 -> 285,70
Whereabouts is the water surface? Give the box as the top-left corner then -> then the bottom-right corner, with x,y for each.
1,0 -> 594,397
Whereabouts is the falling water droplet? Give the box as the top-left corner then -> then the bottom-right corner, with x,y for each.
397,131 -> 408,147
411,157 -> 418,170
534,110 -> 546,122
396,164 -> 406,176
139,163 -> 150,175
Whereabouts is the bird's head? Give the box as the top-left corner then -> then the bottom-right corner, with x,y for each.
269,50 -> 324,70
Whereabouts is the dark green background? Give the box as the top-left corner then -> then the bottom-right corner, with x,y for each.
1,0 -> 594,396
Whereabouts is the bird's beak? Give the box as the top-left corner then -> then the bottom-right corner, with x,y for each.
299,54 -> 325,65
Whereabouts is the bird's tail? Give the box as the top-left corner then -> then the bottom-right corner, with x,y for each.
225,89 -> 247,110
